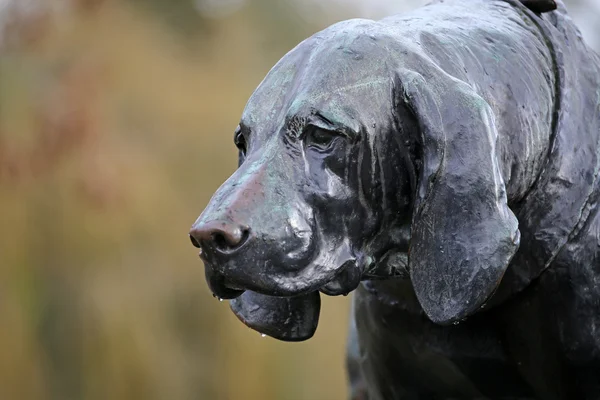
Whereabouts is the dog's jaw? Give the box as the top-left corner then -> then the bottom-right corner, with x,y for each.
230,291 -> 321,341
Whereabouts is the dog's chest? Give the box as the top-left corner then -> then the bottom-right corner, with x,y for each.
352,270 -> 600,400
352,280 -> 600,399
351,282 -> 536,399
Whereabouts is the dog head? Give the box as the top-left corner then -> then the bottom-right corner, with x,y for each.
190,19 -> 520,340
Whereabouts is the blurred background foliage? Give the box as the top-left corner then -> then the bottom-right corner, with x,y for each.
0,0 -> 598,399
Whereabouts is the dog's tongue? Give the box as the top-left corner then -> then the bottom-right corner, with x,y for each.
230,291 -> 321,341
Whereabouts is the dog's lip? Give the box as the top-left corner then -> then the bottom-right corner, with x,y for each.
211,273 -> 353,300
205,267 -> 246,300
201,249 -> 361,299
319,259 -> 362,296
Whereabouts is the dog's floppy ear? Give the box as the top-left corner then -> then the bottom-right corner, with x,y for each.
397,69 -> 520,325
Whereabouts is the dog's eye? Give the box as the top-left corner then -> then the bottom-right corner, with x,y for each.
305,127 -> 337,151
234,130 -> 247,155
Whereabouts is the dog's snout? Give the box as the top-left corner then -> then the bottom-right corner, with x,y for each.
190,220 -> 250,253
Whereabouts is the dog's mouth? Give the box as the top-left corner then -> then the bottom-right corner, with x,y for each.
206,258 -> 363,341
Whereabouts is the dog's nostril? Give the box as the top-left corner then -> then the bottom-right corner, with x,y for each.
212,232 -> 229,250
189,221 -> 250,253
190,234 -> 201,248
240,227 -> 250,244
212,227 -> 249,251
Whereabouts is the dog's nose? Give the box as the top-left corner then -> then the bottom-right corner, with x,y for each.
189,220 -> 249,252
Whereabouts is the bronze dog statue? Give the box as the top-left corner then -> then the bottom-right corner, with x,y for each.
190,0 -> 600,398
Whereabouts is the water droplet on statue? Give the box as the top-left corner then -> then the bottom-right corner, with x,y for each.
261,334 -> 267,338
218,298 -> 223,302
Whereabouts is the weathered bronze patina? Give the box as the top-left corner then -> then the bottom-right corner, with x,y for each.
190,0 -> 600,398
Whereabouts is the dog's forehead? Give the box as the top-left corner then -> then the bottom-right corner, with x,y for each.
241,20 -> 396,133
